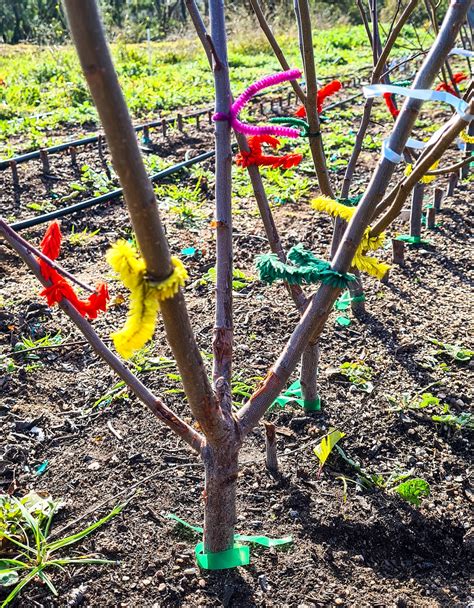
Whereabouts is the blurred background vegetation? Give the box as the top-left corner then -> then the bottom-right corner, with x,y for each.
0,0 -> 450,45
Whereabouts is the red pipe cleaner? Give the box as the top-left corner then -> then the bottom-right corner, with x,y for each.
383,92 -> 399,118
235,135 -> 303,169
295,80 -> 342,117
38,221 -> 109,319
435,72 -> 468,96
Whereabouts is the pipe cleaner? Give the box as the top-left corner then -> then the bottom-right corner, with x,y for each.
212,69 -> 302,138
256,243 -> 356,289
235,135 -> 303,169
336,194 -> 363,207
295,80 -> 342,118
38,221 -> 109,319
383,92 -> 399,118
459,129 -> 474,144
404,160 -> 440,184
311,197 -> 390,280
269,116 -> 320,138
435,72 -> 468,96
106,240 -> 187,359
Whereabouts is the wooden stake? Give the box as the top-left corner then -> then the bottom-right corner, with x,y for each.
208,110 -> 213,125
409,182 -> 424,238
195,114 -> 200,129
264,422 -> 278,473
446,171 -> 458,197
177,113 -> 184,131
69,146 -> 77,166
40,149 -> 50,175
10,160 -> 19,188
392,238 -> 405,266
433,186 -> 443,211
161,118 -> 167,138
426,206 -> 436,229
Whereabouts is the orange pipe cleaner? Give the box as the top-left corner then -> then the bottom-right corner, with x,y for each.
38,221 -> 109,319
295,80 -> 342,118
383,92 -> 399,118
235,135 -> 303,169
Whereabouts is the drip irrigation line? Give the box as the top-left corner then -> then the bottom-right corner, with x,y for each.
1,82 -> 364,171
10,148 -> 216,231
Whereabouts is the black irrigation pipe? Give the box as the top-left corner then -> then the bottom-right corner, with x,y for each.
8,89 -> 365,231
0,78 -> 366,171
10,148 -> 216,231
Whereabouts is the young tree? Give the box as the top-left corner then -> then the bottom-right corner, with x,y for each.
1,0 -> 472,562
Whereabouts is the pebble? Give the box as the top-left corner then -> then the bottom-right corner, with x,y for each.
87,461 -> 101,470
183,568 -> 197,576
335,598 -> 344,605
258,574 -> 269,592
141,578 -> 152,586
198,578 -> 206,588
158,583 -> 167,593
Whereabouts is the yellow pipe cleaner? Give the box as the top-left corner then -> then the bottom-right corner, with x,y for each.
106,240 -> 187,359
404,160 -> 440,184
459,129 -> 474,144
311,197 -> 390,280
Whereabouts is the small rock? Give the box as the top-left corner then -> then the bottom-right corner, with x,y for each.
289,509 -> 299,519
158,583 -> 167,592
258,574 -> 269,592
335,599 -> 344,605
183,568 -> 197,576
87,461 -> 101,471
198,578 -> 206,588
141,578 -> 152,586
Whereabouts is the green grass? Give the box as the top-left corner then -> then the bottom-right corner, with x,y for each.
0,24 -> 420,156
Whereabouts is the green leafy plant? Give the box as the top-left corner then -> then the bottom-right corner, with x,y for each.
432,411 -> 473,430
386,391 -> 441,412
428,338 -> 473,362
339,361 -> 374,393
196,266 -> 254,291
0,492 -> 123,606
69,226 -> 100,247
393,478 -> 430,506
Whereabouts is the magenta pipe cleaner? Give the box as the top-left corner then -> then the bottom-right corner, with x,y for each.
213,69 -> 303,138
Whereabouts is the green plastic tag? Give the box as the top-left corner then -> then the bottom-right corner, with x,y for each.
303,397 -> 321,412
166,514 -> 292,571
195,542 -> 250,570
336,315 -> 351,327
395,234 -> 431,245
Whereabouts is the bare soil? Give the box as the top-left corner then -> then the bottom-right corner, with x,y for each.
0,98 -> 473,608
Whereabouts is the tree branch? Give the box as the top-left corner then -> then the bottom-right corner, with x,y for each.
0,221 -> 204,454
237,0 -> 472,435
62,0 -> 223,443
248,0 -> 306,104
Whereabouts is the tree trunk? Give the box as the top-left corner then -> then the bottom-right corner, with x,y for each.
300,340 -> 320,409
409,182 -> 424,238
202,444 -> 239,553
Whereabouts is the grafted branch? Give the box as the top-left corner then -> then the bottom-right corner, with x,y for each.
0,221 -> 204,454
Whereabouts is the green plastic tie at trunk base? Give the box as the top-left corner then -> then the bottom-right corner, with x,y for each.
166,514 -> 292,570
195,542 -> 249,569
334,290 -> 366,311
272,379 -> 321,411
395,234 -> 431,245
303,397 -> 321,411
336,315 -> 351,327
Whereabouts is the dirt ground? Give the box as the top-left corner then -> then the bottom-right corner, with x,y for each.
0,95 -> 473,608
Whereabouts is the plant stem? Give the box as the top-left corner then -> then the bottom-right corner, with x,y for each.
209,0 -> 234,386
295,0 -> 334,197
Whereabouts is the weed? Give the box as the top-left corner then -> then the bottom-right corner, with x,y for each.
0,491 -> 122,606
428,338 -> 473,362
339,361 -> 374,393
195,266 -> 254,291
432,411 -> 473,430
69,226 -> 100,247
393,478 -> 430,506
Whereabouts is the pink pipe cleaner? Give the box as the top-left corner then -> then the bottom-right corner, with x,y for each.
213,68 -> 302,138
